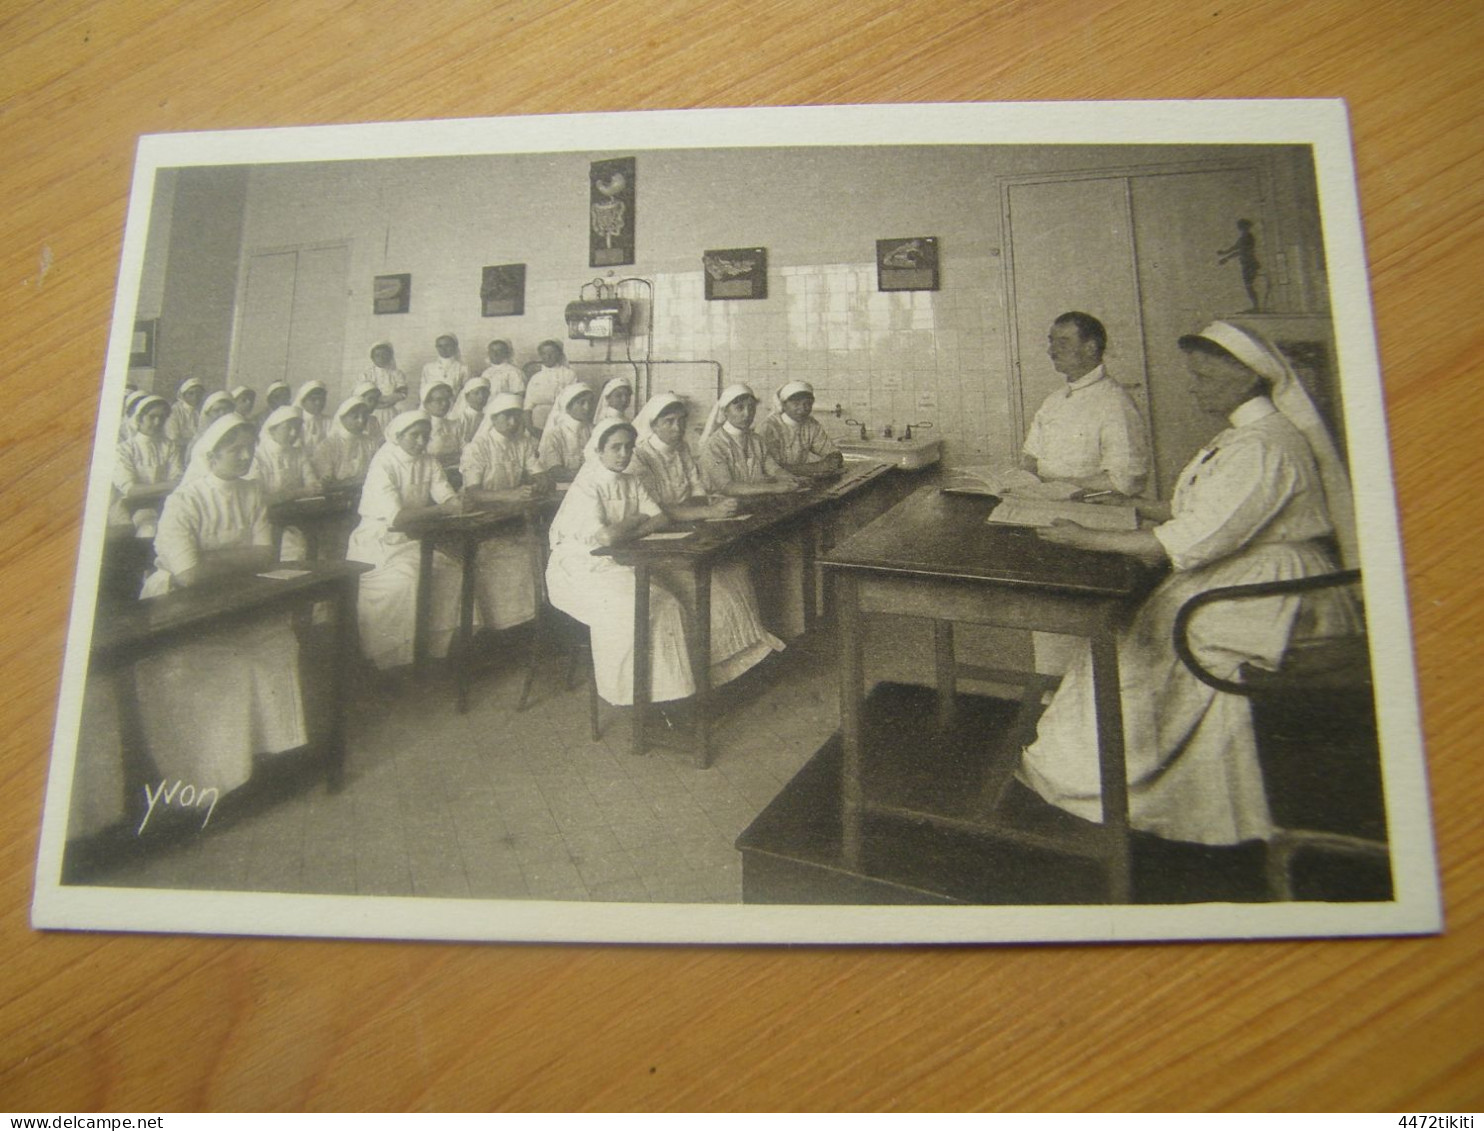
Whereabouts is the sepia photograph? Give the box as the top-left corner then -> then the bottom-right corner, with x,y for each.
31,101 -> 1439,946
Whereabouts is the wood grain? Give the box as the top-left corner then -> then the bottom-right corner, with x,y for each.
2,0 -> 1480,1111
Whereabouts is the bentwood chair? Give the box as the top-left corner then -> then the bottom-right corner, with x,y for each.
1173,569 -> 1390,900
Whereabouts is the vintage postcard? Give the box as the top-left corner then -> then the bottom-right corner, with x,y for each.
32,102 -> 1440,945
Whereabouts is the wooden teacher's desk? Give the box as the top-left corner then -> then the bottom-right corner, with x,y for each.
820,486 -> 1164,902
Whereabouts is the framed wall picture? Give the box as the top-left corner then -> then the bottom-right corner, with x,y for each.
703,247 -> 767,300
130,318 -> 157,368
373,272 -> 411,314
480,263 -> 526,317
876,236 -> 939,291
590,157 -> 635,268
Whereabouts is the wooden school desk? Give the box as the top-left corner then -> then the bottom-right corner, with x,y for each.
87,560 -> 370,830
820,486 -> 1163,902
267,487 -> 361,562
602,464 -> 900,767
400,499 -> 551,713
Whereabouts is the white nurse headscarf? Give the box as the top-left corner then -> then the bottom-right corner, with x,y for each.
1184,320 -> 1357,566
699,383 -> 757,445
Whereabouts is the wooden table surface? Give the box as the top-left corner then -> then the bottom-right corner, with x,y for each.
3,0 -> 1480,1112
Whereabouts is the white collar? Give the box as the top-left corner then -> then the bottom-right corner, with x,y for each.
1229,396 -> 1278,428
723,421 -> 748,440
1063,364 -> 1107,394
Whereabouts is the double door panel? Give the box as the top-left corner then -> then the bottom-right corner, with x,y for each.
1006,166 -> 1269,498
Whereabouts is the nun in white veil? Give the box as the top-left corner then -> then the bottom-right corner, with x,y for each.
1018,320 -> 1361,847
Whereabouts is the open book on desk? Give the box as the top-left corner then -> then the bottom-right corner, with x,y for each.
986,497 -> 1139,531
945,466 -> 1083,501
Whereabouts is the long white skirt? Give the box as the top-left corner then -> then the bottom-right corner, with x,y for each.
476,533 -> 538,631
658,559 -> 785,686
1019,541 -> 1359,846
547,550 -> 694,705
349,529 -> 462,669
134,618 -> 308,795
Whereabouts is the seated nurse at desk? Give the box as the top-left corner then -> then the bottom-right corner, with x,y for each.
761,380 -> 843,481
1018,320 -> 1359,847
311,395 -> 378,489
698,383 -> 802,496
631,392 -> 785,684
248,404 -> 323,561
348,409 -> 464,670
1022,311 -> 1148,499
110,394 -> 183,532
537,383 -> 595,483
545,419 -> 695,707
139,412 -> 308,802
460,392 -> 552,632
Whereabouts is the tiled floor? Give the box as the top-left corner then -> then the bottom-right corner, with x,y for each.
90,630 -> 842,903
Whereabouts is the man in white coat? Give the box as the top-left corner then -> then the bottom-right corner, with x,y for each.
1023,311 -> 1149,500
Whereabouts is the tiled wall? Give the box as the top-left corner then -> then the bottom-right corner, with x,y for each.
559,256 -> 1015,471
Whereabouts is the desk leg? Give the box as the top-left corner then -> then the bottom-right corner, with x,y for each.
1090,628 -> 1131,903
326,575 -> 357,792
111,665 -> 157,832
631,561 -> 652,758
456,534 -> 478,714
800,522 -> 817,631
691,562 -> 713,768
414,537 -> 435,677
837,572 -> 865,870
934,619 -> 957,730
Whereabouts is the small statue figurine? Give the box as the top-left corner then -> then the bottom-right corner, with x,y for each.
1217,218 -> 1265,313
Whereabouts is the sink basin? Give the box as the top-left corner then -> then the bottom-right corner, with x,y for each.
836,436 -> 941,470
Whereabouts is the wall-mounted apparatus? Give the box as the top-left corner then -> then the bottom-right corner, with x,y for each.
566,278 -> 634,341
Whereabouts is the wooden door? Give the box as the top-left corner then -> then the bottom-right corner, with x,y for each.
1130,167 -> 1271,496
232,243 -> 350,396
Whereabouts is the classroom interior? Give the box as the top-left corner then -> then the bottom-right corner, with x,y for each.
62,140 -> 1388,908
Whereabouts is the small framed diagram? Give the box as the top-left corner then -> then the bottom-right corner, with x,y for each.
876,237 -> 939,292
130,318 -> 157,368
481,263 -> 526,317
373,272 -> 411,314
703,247 -> 767,300
590,157 -> 635,268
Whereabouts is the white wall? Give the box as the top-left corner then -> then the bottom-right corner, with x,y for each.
224,143 -> 1319,469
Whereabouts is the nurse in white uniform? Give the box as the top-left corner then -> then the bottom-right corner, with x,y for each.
1018,321 -> 1360,846
136,412 -> 308,797
545,419 -> 694,707
311,394 -> 379,489
631,392 -> 785,684
347,409 -> 464,670
110,394 -> 183,529
460,392 -> 551,631
248,404 -> 323,561
537,382 -> 595,482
